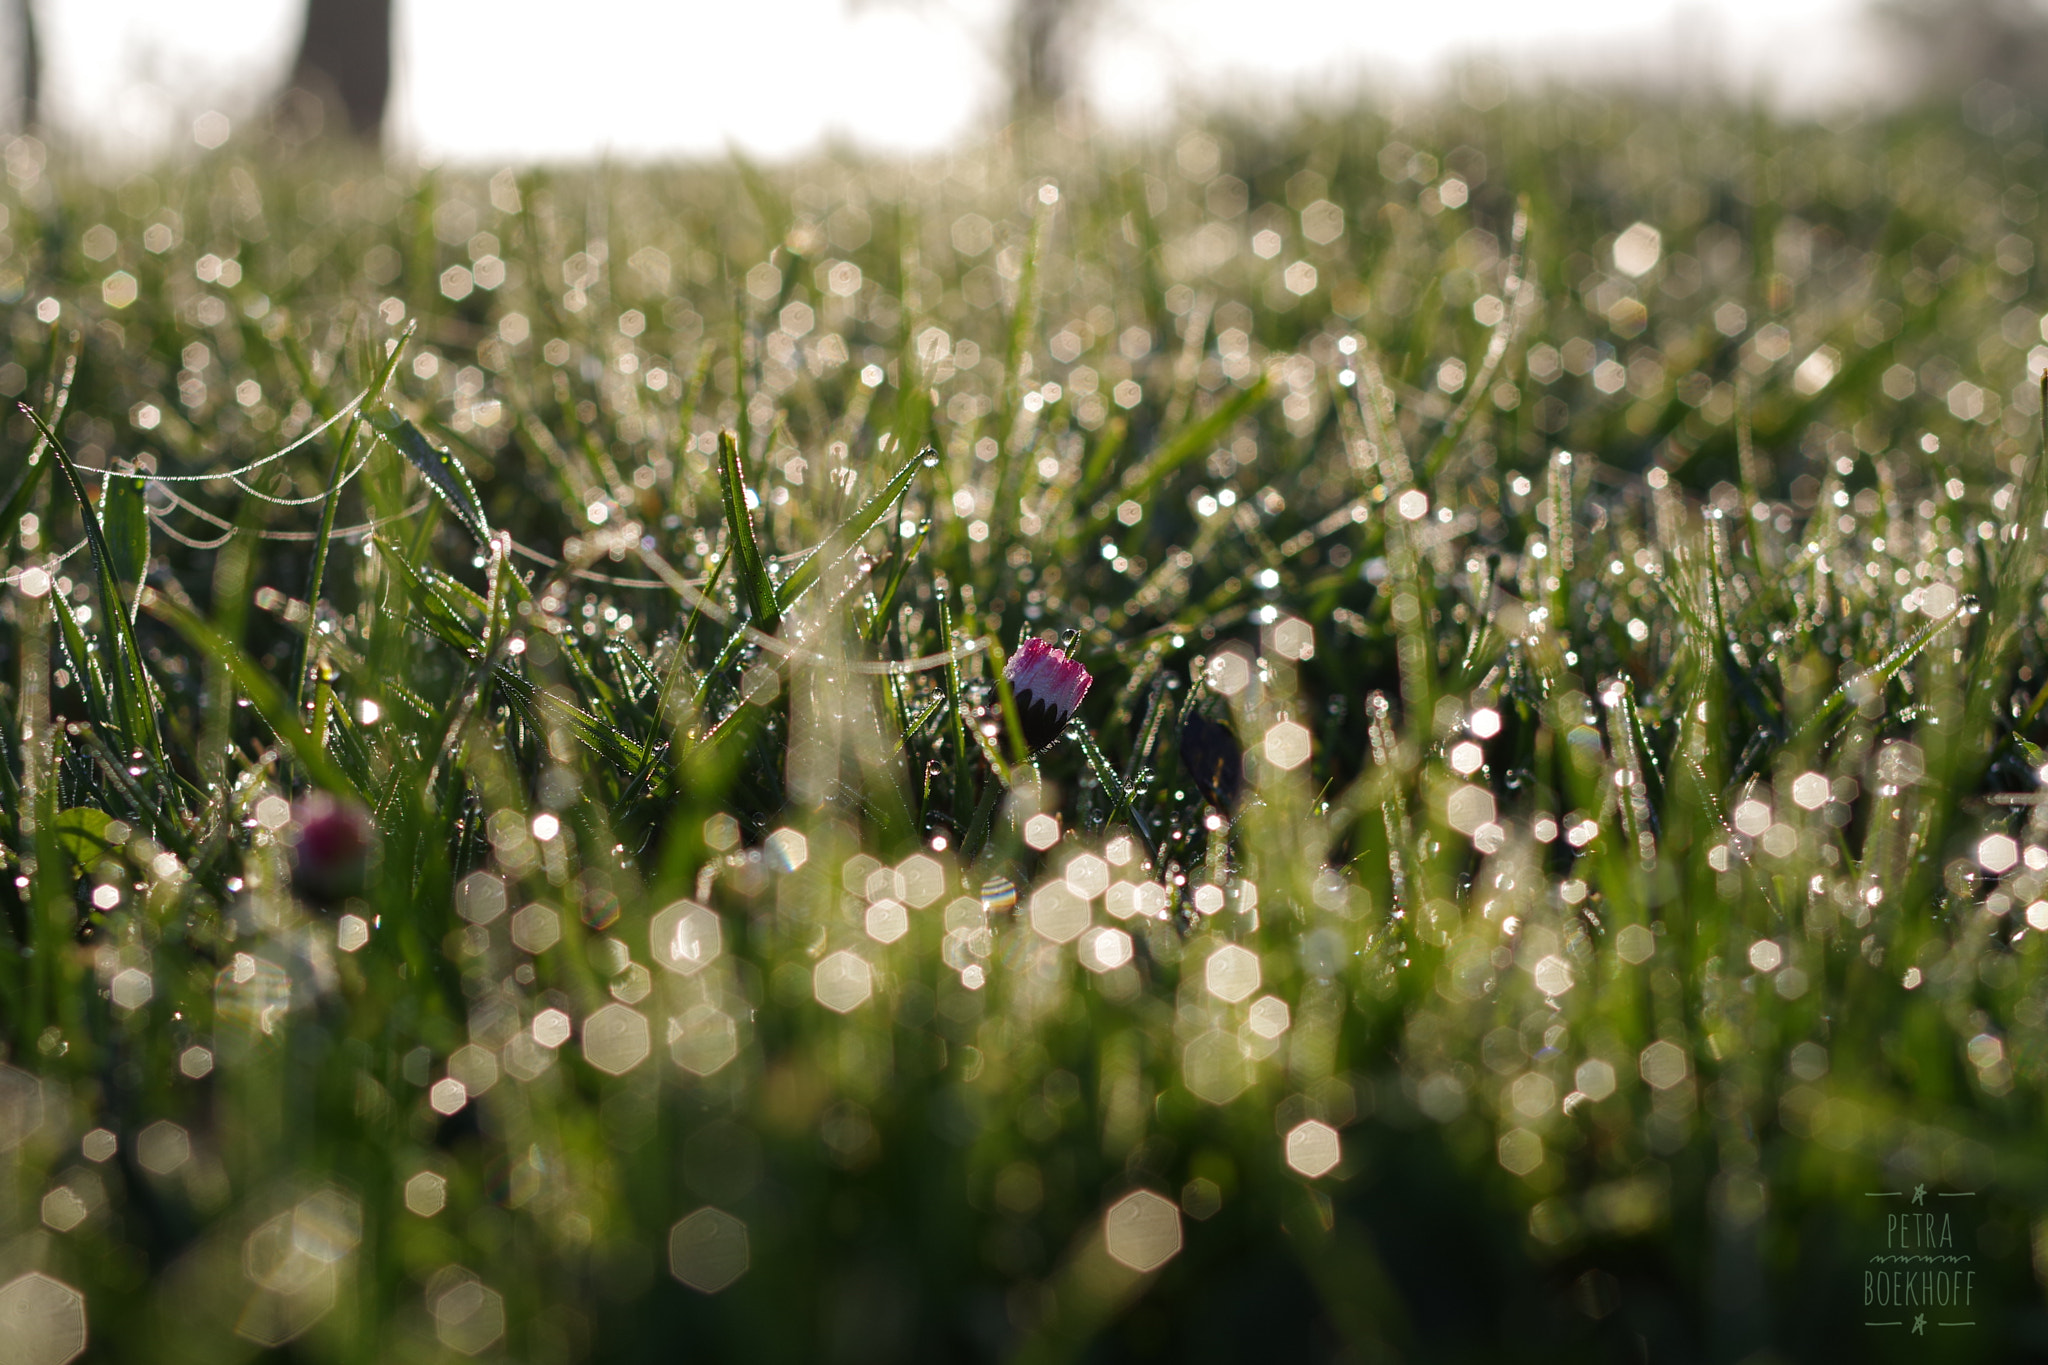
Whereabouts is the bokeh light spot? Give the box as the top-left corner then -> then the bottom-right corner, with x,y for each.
1104,1190 -> 1182,1272
0,1272 -> 87,1365
582,1004 -> 651,1075
1204,943 -> 1261,1003
814,951 -> 874,1013
136,1120 -> 189,1175
1285,1120 -> 1341,1178
670,1208 -> 750,1293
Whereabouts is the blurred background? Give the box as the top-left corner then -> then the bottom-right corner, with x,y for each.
0,0 -> 2011,165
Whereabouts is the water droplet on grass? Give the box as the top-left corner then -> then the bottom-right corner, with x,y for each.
980,877 -> 1017,916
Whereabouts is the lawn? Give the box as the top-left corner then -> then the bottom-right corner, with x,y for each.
2,87 -> 2048,1361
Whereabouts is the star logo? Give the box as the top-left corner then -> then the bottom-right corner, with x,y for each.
1912,1184 -> 1927,1206
1912,1313 -> 1927,1335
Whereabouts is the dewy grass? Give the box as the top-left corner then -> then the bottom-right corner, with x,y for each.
2,88 -> 2048,1359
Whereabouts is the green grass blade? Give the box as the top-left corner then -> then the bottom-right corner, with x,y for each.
1081,378 -> 1269,537
143,591 -> 356,797
21,404 -> 165,779
99,467 -> 150,619
774,442 -> 935,615
716,429 -> 779,629
298,321 -> 414,712
369,404 -> 489,548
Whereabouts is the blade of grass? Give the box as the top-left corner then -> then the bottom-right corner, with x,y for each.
142,590 -> 354,797
716,429 -> 779,629
299,322 -> 414,713
774,442 -> 936,615
21,404 -> 166,783
0,336 -> 76,542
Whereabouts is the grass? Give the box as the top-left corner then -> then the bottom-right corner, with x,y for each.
3,87 -> 2048,1361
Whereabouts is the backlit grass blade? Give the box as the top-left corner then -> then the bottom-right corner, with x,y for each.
298,321 -> 414,712
21,404 -> 166,782
99,466 -> 150,620
716,429 -> 779,629
1080,377 -> 1268,537
142,590 -> 355,797
774,441 -> 935,615
369,404 -> 490,548
0,336 -> 76,540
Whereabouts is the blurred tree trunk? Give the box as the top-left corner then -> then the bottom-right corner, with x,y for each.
284,0 -> 392,143
14,0 -> 36,129
1006,0 -> 1085,121
1873,0 -> 2048,106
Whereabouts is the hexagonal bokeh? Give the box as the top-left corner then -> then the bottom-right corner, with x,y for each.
813,950 -> 873,1014
669,1207 -> 750,1293
531,1007 -> 572,1050
499,1033 -> 553,1083
1285,1120 -> 1341,1178
447,1045 -> 499,1097
1263,720 -> 1311,770
896,853 -> 945,907
765,826 -> 809,872
292,1188 -> 362,1264
1247,995 -> 1291,1039
0,1063 -> 45,1151
510,902 -> 561,954
40,1186 -> 87,1233
1022,814 -> 1061,850
1639,1040 -> 1688,1091
1103,1190 -> 1182,1273
1028,882 -> 1090,944
1204,943 -> 1261,1004
136,1120 -> 190,1176
1063,853 -> 1109,901
1182,1030 -> 1251,1105
650,900 -> 722,976
1497,1127 -> 1544,1177
109,968 -> 154,1012
582,1004 -> 651,1075
455,872 -> 508,925
1079,926 -> 1132,974
406,1171 -> 448,1217
864,899 -> 909,945
0,1272 -> 87,1365
429,1269 -> 505,1356
1615,924 -> 1655,965
1444,783 -> 1496,836
243,1211 -> 329,1298
670,1005 -> 740,1077
1789,770 -> 1830,811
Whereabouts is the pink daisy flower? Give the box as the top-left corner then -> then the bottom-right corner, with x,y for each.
1006,636 -> 1092,752
290,792 -> 373,906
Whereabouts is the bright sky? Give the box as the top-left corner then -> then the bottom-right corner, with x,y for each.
27,0 -> 1899,164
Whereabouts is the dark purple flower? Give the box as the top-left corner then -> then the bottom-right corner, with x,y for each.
1006,636 -> 1092,752
290,793 -> 373,906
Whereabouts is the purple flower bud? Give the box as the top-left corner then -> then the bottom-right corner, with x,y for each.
290,793 -> 373,906
1005,636 -> 1092,752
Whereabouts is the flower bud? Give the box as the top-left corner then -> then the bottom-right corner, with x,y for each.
1005,636 -> 1092,752
290,793 -> 373,907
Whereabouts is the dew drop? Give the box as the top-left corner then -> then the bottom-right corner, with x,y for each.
980,876 -> 1018,916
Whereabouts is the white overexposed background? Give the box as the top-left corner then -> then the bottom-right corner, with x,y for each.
21,0 -> 1905,165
